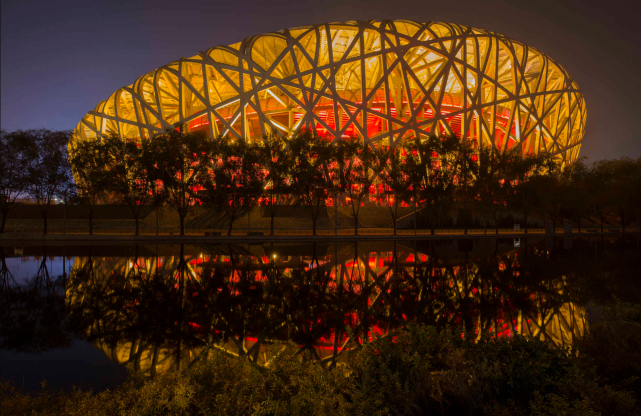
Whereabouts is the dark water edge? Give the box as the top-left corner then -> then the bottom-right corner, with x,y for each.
1,340 -> 128,393
2,235 -> 640,394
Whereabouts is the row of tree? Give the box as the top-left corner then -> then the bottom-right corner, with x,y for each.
2,128 -> 641,235
1,129 -> 71,234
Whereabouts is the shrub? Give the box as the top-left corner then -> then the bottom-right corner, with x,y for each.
577,299 -> 641,385
2,318 -> 639,416
345,325 -> 609,415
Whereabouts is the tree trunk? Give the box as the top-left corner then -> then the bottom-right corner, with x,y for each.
270,212 -> 275,236
312,210 -> 317,236
464,205 -> 468,235
0,209 -> 7,233
430,211 -> 435,235
578,216 -> 581,233
42,210 -> 48,235
89,210 -> 93,235
271,190 -> 276,236
353,203 -> 359,236
393,201 -> 398,235
310,198 -> 319,236
600,216 -> 604,233
523,211 -> 528,234
179,213 -> 185,236
622,211 -> 625,233
227,211 -> 235,236
135,213 -> 140,236
335,195 -> 338,236
414,202 -> 417,235
176,244 -> 185,371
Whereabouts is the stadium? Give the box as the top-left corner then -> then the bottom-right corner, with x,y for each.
73,20 -> 586,165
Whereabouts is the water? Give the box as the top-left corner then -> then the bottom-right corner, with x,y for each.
1,237 -> 640,392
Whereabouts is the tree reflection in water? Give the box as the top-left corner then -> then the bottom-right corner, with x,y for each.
61,239 -> 586,376
1,247 -> 71,353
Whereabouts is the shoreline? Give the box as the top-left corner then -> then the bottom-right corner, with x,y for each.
1,230 -> 637,244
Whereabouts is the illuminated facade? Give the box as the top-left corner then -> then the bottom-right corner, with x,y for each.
73,20 -> 586,164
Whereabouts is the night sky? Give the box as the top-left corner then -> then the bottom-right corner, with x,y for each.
1,0 -> 639,162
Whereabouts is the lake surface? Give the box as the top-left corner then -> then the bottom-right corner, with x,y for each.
2,236 -> 640,392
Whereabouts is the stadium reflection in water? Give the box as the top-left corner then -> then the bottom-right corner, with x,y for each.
61,239 -> 585,375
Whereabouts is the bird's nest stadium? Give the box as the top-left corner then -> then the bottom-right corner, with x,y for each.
72,20 -> 586,165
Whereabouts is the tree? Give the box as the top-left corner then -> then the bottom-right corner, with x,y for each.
207,138 -> 265,236
408,135 -> 457,235
609,158 -> 640,233
559,158 -> 589,233
289,132 -> 332,235
399,142 -> 424,235
68,136 -> 109,234
378,145 -> 413,235
260,134 -> 292,235
536,156 -> 563,232
509,154 -> 547,234
475,146 -> 516,234
627,157 -> 641,233
313,134 -> 337,234
100,134 -> 158,235
150,128 -> 211,236
0,130 -> 35,233
336,138 -> 379,235
451,139 -> 479,235
22,130 -> 72,235
585,160 -> 615,233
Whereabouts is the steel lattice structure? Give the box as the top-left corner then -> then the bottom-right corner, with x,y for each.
73,20 -> 586,164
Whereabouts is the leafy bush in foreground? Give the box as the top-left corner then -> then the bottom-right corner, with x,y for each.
575,298 -> 641,396
2,302 -> 639,416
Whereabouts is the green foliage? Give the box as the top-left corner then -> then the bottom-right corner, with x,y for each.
0,129 -> 39,233
68,136 -> 110,234
529,393 -> 600,416
4,317 -> 639,416
475,146 -> 518,233
405,135 -> 458,233
261,134 -> 293,235
6,125 -> 641,235
377,144 -> 414,235
7,129 -> 73,234
149,129 -> 212,235
203,137 -> 266,235
345,325 -> 627,416
576,299 -> 641,396
98,134 -> 160,235
334,137 -> 379,234
288,131 -> 334,235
